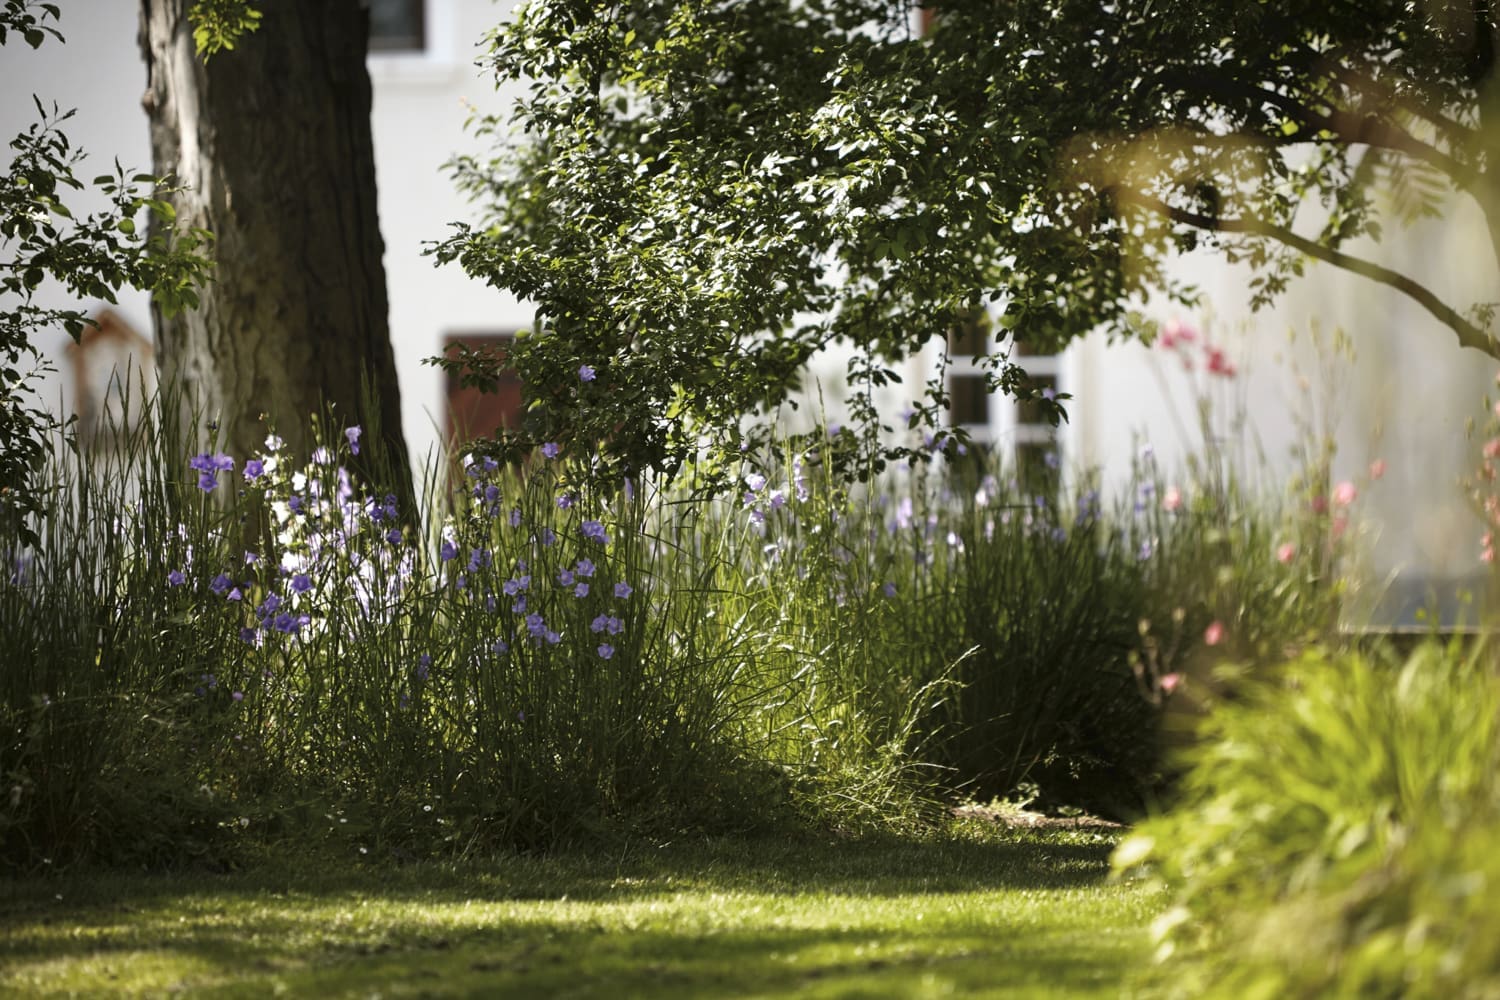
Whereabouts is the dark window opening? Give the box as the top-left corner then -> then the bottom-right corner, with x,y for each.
999,333 -> 1041,358
1015,439 -> 1059,491
948,374 -> 990,426
369,0 -> 425,52
948,315 -> 988,360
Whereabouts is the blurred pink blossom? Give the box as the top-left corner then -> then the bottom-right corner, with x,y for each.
1159,673 -> 1182,695
1276,542 -> 1296,564
1333,481 -> 1357,506
1204,621 -> 1225,646
1162,486 -> 1183,512
1205,347 -> 1237,377
1159,318 -> 1197,350
1368,459 -> 1386,480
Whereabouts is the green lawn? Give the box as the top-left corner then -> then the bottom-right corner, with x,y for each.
0,829 -> 1162,998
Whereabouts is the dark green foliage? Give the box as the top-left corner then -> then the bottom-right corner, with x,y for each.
871,466 -> 1158,810
436,0 -> 1500,482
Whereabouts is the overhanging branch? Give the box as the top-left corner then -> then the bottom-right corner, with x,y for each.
1168,68 -> 1477,193
1116,187 -> 1500,358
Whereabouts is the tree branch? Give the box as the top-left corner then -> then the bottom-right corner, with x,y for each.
1115,186 -> 1500,358
1167,68 -> 1477,193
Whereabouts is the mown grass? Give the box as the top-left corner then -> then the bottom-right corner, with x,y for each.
0,828 -> 1161,998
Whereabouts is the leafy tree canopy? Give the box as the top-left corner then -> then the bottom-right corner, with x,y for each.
436,0 -> 1500,484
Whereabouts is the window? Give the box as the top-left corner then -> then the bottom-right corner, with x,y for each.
369,0 -> 425,53
948,316 -> 988,360
943,313 -> 992,436
1014,372 -> 1057,426
999,333 -> 1062,486
948,374 -> 990,427
442,333 -> 523,445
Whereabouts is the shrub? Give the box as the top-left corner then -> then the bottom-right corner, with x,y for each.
1115,641 -> 1500,998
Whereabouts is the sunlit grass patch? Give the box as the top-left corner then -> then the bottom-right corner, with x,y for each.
1,831 -> 1162,998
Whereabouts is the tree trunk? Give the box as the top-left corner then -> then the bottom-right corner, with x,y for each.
139,0 -> 409,493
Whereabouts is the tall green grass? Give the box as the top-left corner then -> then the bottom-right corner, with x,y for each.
1,387 -> 1353,869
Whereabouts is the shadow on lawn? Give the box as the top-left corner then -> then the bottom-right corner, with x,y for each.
1,834 -> 1145,998
4,831 -> 1118,908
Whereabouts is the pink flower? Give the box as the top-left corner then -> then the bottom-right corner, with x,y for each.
1484,545 -> 1496,564
1203,621 -> 1225,647
1333,481 -> 1357,506
1205,347 -> 1236,377
1160,318 -> 1197,349
1311,494 -> 1329,515
1276,542 -> 1296,564
1331,515 -> 1348,540
1159,673 -> 1182,695
1368,459 -> 1386,480
1487,440 -> 1500,460
1162,486 -> 1183,512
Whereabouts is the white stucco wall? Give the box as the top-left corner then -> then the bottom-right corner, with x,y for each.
365,0 -> 533,468
1065,201 -> 1498,622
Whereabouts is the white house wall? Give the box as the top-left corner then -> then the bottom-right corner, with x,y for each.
366,0 -> 534,469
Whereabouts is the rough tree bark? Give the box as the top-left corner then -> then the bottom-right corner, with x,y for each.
139,0 -> 409,487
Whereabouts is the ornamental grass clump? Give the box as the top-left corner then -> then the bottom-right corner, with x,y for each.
0,383 -> 238,868
724,439 -> 1162,816
703,439 -> 960,832
1,373 -> 1364,868
872,458 -> 1158,809
0,396 -> 931,870
152,425 -> 790,855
